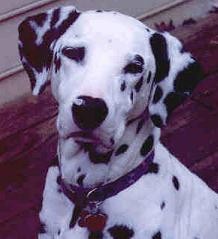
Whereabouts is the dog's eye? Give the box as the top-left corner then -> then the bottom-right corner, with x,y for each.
123,55 -> 144,74
62,47 -> 85,62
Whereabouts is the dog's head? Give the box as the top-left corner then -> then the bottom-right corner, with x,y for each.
18,6 -> 203,156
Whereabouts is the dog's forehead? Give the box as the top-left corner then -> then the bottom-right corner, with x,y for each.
60,11 -> 150,53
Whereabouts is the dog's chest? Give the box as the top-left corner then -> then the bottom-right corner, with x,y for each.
40,161 -> 180,239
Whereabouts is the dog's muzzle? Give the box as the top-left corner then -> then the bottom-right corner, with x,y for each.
72,96 -> 108,130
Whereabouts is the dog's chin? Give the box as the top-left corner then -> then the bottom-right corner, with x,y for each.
83,143 -> 113,164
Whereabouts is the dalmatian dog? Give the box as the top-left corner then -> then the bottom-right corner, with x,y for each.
18,6 -> 218,239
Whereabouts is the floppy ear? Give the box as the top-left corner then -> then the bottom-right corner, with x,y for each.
148,32 -> 203,127
18,6 -> 80,95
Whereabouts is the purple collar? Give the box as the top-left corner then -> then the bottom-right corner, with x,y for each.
59,150 -> 154,205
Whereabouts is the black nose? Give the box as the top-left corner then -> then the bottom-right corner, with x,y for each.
72,96 -> 108,130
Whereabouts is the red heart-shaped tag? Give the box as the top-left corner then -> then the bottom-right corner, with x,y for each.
84,213 -> 107,232
78,210 -> 89,227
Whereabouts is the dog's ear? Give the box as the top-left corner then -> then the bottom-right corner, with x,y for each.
18,6 -> 80,95
148,32 -> 203,127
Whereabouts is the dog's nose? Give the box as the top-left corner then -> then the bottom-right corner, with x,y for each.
72,96 -> 108,130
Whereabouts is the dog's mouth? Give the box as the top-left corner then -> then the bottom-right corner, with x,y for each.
66,131 -> 100,143
66,131 -> 114,163
66,131 -> 111,148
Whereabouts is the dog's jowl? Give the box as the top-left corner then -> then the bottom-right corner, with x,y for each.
18,6 -> 218,239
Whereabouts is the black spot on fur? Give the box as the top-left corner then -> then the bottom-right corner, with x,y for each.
77,174 -> 86,186
150,33 -> 170,83
150,114 -> 163,128
153,86 -> 163,104
62,47 -> 85,62
140,135 -> 154,156
123,55 -> 144,74
110,138 -> 115,145
77,167 -> 81,172
39,222 -> 46,233
152,231 -> 162,239
89,231 -> 103,239
115,144 -> 129,156
96,10 -> 103,13
121,81 -> 126,91
136,119 -> 144,134
108,225 -> 134,239
172,175 -> 180,190
145,28 -> 150,32
89,150 -> 113,164
147,71 -> 152,83
148,162 -> 159,174
130,91 -> 134,103
134,76 -> 144,92
160,201 -> 165,210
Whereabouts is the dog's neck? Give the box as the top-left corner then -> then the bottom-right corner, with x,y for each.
58,117 -> 160,188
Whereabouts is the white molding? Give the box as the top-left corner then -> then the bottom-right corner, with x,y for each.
0,65 -> 23,81
137,0 -> 191,21
0,0 -> 58,23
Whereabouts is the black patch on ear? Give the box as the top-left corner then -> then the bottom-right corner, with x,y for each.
35,13 -> 47,27
134,76 -> 144,92
136,119 -> 144,134
153,86 -> 163,104
19,9 -> 80,92
150,114 -> 163,128
163,61 -> 203,117
147,71 -> 152,83
22,62 -> 37,90
115,144 -> 129,156
172,175 -> 180,190
150,33 -> 170,83
152,231 -> 162,239
140,135 -> 154,156
174,61 -> 203,96
121,81 -> 126,91
54,53 -> 61,73
148,162 -> 159,174
160,201 -> 165,210
108,225 -> 134,239
164,92 -> 184,116
51,8 -> 60,26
